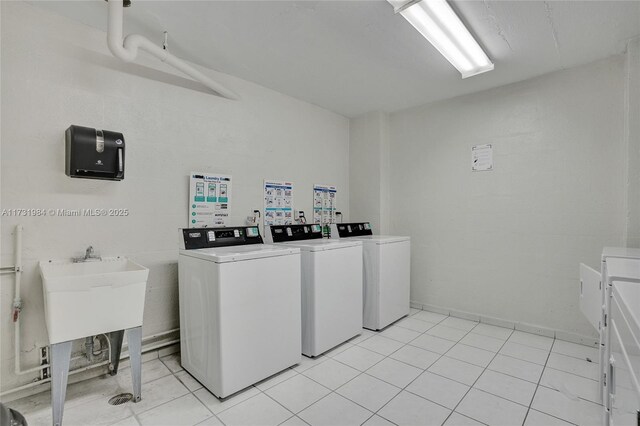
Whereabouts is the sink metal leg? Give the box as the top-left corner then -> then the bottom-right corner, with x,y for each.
51,340 -> 72,426
48,329 -> 142,425
108,330 -> 125,376
126,327 -> 142,403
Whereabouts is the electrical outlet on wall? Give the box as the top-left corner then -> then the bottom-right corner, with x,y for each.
40,346 -> 50,380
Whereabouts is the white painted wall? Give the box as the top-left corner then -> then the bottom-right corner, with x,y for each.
349,111 -> 393,235
383,56 -> 628,337
0,1 -> 349,393
349,112 -> 385,233
625,37 -> 640,248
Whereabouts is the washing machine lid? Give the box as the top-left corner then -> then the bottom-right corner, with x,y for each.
277,239 -> 362,252
606,258 -> 640,282
602,247 -> 640,261
180,244 -> 300,263
346,235 -> 410,245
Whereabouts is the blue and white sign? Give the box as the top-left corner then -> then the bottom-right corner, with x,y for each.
264,180 -> 294,226
313,184 -> 337,225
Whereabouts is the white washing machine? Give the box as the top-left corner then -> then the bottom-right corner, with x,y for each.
331,222 -> 410,331
178,226 -> 301,398
264,224 -> 363,357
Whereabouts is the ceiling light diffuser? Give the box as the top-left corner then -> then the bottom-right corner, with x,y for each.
388,0 -> 494,78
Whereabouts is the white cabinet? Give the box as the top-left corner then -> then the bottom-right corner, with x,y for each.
608,281 -> 640,426
580,263 -> 602,332
580,247 -> 640,426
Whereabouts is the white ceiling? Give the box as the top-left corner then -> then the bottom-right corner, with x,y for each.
30,0 -> 640,117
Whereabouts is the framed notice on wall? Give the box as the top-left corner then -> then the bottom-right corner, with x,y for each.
472,144 -> 493,171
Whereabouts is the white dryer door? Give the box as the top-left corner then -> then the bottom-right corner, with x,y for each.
580,263 -> 602,332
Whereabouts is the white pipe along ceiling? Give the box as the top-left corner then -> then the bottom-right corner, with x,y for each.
106,0 -> 239,100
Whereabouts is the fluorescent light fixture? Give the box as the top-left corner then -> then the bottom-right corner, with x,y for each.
388,0 -> 494,78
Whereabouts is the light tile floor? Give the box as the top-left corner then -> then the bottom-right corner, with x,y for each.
8,309 -> 603,426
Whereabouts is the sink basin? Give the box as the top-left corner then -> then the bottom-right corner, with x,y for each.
39,257 -> 149,344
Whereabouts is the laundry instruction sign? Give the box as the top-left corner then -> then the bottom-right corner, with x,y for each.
264,180 -> 294,226
472,144 -> 493,171
189,172 -> 232,228
313,184 -> 337,224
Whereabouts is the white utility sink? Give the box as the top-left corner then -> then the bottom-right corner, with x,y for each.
39,257 -> 149,344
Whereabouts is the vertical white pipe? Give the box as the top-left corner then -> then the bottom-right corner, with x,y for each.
13,225 -> 49,375
15,224 -> 22,302
14,225 -> 22,374
13,225 -> 43,375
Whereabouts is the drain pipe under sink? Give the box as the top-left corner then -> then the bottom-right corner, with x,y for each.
106,0 -> 239,100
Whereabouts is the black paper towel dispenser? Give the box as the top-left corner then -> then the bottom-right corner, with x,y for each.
65,125 -> 125,180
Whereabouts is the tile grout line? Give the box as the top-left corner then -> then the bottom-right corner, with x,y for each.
171,365 -> 227,426
263,339 -> 403,424
106,359 -> 225,426
337,313 -> 451,425
258,357 -> 366,421
535,362 -> 603,393
363,315 -> 488,424
398,342 -> 552,388
357,314 -> 455,425
508,336 -> 601,365
347,312 -> 436,426
437,320 -> 511,426
161,348 -> 348,424
205,348 -> 397,424
541,358 -> 602,381
119,359 -> 191,421
289,311 -> 450,425
299,350 -> 401,422
292,369 -> 378,423
521,338 -> 593,426
491,350 -> 548,367
389,324 -> 549,389
258,389 -> 301,424
183,361 -> 297,426
521,336 -> 555,426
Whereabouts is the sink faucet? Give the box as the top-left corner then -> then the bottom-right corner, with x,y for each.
73,246 -> 102,263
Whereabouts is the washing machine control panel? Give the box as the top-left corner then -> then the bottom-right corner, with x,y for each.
181,226 -> 263,249
334,222 -> 373,238
269,224 -> 323,242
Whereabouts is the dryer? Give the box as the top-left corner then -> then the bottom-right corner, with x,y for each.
609,279 -> 640,426
265,224 -> 363,357
580,247 -> 640,410
178,226 -> 301,398
331,222 -> 410,331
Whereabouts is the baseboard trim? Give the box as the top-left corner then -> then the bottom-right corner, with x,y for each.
411,300 -> 598,347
